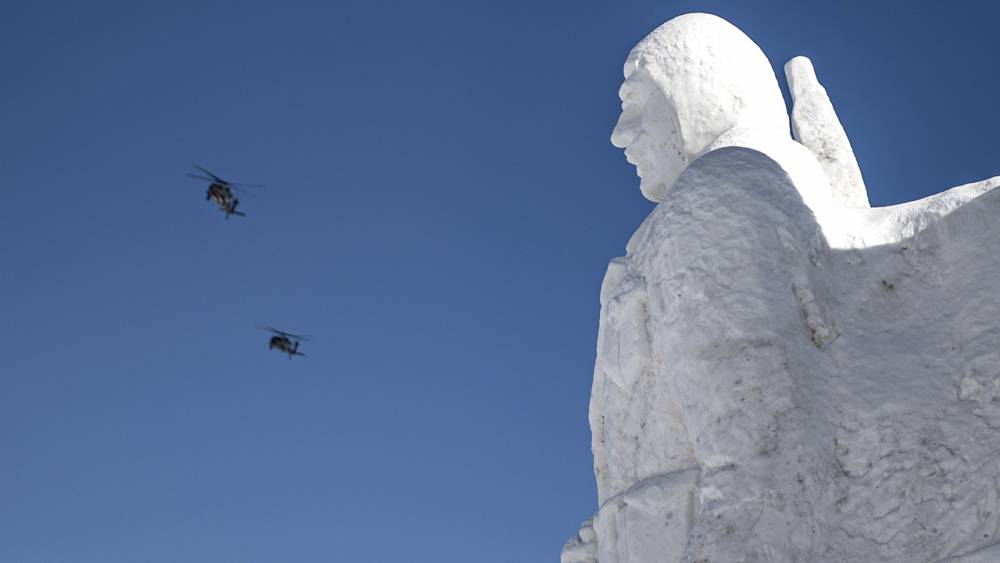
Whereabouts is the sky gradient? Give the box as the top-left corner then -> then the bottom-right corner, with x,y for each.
3,1 -> 1000,561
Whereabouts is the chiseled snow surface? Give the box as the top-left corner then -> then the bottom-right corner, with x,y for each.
610,13 -> 790,204
565,13 -> 1000,563
786,56 -> 870,209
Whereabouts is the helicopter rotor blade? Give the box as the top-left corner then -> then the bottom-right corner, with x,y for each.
187,173 -> 222,183
258,325 -> 311,340
192,164 -> 224,183
190,165 -> 262,189
230,186 -> 257,196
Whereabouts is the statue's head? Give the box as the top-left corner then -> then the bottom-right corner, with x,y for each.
611,13 -> 790,202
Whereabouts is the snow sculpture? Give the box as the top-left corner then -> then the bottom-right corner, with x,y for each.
610,13 -> 790,204
565,12 -> 1000,563
785,56 -> 870,208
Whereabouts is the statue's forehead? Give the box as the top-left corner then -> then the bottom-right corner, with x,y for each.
626,15 -> 764,76
618,67 -> 656,104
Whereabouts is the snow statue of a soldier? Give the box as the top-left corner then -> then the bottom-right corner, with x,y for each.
565,12 -> 1000,563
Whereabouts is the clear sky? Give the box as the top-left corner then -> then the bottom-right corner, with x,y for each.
2,1 -> 999,561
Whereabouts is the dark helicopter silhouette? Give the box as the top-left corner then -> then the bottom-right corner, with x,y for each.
260,326 -> 309,359
187,164 -> 261,219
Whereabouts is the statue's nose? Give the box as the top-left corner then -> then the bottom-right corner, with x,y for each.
611,111 -> 641,148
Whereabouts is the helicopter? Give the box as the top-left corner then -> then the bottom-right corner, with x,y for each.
187,164 -> 260,219
260,326 -> 309,358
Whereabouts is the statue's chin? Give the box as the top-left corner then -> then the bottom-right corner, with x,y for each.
638,168 -> 679,203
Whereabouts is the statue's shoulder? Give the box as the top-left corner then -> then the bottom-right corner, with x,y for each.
668,145 -> 809,215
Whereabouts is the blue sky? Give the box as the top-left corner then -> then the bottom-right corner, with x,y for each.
2,1 -> 998,561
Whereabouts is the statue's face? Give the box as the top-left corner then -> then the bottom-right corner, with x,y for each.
611,66 -> 686,203
609,14 -> 791,204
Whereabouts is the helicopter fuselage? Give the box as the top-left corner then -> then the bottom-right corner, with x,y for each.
269,335 -> 303,358
205,182 -> 243,218
206,183 -> 233,206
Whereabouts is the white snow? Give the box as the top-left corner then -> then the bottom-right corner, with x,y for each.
610,13 -> 790,203
565,12 -> 1000,563
786,56 -> 870,208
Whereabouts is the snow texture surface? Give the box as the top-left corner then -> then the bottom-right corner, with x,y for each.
785,56 -> 870,208
565,13 -> 1000,563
